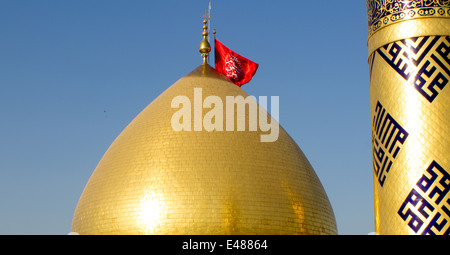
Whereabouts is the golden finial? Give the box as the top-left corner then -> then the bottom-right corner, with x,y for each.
199,15 -> 211,64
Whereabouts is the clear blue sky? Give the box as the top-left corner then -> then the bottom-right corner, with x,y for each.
0,1 -> 373,234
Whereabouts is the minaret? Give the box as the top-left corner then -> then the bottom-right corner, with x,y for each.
366,2 -> 450,234
71,18 -> 337,235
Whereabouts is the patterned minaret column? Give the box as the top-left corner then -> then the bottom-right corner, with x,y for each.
366,1 -> 450,235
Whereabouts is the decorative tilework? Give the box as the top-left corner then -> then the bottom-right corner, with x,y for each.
376,36 -> 450,103
369,33 -> 449,234
367,0 -> 450,37
398,161 -> 450,234
372,101 -> 409,187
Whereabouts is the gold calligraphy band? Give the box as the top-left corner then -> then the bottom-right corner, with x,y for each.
368,17 -> 450,58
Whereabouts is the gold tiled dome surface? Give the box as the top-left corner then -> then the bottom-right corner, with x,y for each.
71,64 -> 337,235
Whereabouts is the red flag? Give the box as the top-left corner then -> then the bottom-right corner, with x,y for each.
214,38 -> 259,87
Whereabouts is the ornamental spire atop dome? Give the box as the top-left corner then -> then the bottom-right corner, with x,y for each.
199,16 -> 211,64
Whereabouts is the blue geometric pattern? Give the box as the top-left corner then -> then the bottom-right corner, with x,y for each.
376,36 -> 450,103
372,101 -> 408,187
398,161 -> 450,235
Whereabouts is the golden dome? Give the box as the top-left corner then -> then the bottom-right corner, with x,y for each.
71,64 -> 337,235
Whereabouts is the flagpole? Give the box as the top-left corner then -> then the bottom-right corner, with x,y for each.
213,29 -> 216,67
207,0 -> 211,64
208,0 -> 211,42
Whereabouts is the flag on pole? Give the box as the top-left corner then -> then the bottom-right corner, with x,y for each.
214,38 -> 259,87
